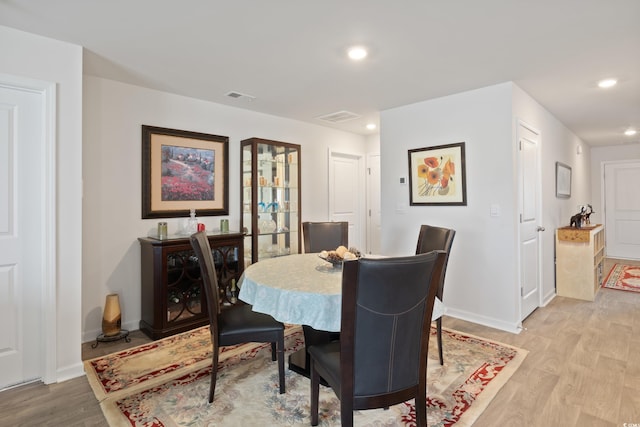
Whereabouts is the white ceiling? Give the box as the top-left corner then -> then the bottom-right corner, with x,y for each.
1,0 -> 638,146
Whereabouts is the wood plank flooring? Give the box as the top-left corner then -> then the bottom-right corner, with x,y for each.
450,257 -> 640,427
1,258 -> 638,427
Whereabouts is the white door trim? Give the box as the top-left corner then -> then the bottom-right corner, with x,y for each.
0,74 -> 57,384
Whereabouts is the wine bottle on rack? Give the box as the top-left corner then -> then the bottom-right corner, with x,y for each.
230,279 -> 238,304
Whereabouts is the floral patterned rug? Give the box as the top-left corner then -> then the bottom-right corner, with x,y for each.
85,325 -> 527,427
603,264 -> 640,293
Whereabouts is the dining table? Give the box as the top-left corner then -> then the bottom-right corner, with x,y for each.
237,253 -> 445,379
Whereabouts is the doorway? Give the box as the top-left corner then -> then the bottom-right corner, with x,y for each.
517,120 -> 542,321
603,161 -> 640,260
328,150 -> 365,250
366,153 -> 381,255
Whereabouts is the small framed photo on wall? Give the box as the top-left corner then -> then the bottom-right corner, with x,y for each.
555,162 -> 571,198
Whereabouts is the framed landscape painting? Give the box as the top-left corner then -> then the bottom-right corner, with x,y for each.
142,125 -> 229,219
408,142 -> 467,206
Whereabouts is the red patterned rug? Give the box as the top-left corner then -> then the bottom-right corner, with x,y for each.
85,325 -> 527,427
603,264 -> 640,293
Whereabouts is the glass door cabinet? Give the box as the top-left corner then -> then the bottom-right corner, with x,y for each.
241,137 -> 301,266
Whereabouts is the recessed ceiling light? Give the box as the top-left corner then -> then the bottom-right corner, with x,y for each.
624,129 -> 637,136
366,123 -> 377,130
597,78 -> 617,88
347,46 -> 368,60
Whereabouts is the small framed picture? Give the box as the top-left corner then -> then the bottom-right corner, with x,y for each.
408,142 -> 467,206
555,162 -> 571,198
142,125 -> 229,218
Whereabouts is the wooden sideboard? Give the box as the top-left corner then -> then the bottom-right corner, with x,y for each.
138,232 -> 244,339
555,225 -> 605,301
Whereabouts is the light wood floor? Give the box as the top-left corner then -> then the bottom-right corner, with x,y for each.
1,258 -> 638,427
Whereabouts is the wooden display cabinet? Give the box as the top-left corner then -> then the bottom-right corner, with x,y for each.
241,137 -> 301,266
555,225 -> 605,301
138,232 -> 244,339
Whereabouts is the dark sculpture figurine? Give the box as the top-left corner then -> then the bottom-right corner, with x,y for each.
570,208 -> 584,228
583,204 -> 594,225
569,204 -> 594,228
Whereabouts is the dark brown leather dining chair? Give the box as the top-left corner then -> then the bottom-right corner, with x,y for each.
308,251 -> 446,427
415,224 -> 456,365
189,231 -> 285,403
302,221 -> 348,343
302,221 -> 348,253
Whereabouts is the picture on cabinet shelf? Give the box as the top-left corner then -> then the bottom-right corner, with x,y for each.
142,125 -> 229,218
408,142 -> 467,206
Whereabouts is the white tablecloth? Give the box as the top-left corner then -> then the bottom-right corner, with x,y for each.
238,253 -> 444,332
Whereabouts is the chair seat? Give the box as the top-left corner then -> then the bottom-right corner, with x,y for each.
219,304 -> 284,344
308,342 -> 341,394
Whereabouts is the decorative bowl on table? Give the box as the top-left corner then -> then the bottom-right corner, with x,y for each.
318,246 -> 361,269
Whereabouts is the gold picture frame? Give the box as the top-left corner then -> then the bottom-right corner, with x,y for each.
142,125 -> 229,219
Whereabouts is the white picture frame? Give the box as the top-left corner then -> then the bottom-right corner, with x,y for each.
556,162 -> 571,198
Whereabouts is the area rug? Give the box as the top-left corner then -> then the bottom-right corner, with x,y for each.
85,325 -> 527,427
602,264 -> 640,293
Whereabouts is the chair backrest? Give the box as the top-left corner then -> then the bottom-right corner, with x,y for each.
415,224 -> 455,299
340,251 -> 446,402
302,221 -> 348,253
189,231 -> 220,345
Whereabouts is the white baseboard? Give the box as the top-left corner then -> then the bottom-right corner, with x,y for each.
54,362 -> 85,384
444,307 -> 522,334
541,290 -> 556,306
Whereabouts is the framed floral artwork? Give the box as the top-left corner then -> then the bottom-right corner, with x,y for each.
142,125 -> 229,219
408,142 -> 467,206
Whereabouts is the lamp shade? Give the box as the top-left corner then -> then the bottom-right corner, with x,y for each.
102,293 -> 122,337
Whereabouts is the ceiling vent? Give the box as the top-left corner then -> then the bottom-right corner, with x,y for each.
225,91 -> 256,101
316,110 -> 361,123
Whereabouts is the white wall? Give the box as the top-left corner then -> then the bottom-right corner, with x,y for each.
365,133 -> 380,154
380,82 -> 591,332
0,25 -> 83,380
381,83 -> 518,331
82,76 -> 367,341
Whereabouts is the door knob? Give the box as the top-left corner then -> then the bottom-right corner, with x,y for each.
537,226 -> 545,232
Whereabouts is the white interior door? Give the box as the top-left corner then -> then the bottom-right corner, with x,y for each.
328,151 -> 364,250
0,82 -> 45,389
604,161 -> 640,260
518,121 -> 542,321
366,153 -> 381,255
